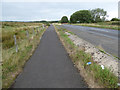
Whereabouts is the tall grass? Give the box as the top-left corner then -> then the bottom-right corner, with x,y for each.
2,22 -> 42,49
2,31 -> 14,49
2,22 -> 46,88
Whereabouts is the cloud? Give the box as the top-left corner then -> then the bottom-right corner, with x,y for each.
118,1 -> 120,19
107,11 -> 118,20
2,2 -> 118,21
2,0 -> 118,2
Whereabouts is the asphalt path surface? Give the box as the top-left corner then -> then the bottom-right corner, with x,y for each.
12,25 -> 88,88
61,24 -> 119,57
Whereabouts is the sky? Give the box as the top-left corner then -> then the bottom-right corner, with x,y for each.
1,0 -> 119,21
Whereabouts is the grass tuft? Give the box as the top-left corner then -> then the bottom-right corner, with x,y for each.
55,25 -> 118,88
2,22 -> 46,88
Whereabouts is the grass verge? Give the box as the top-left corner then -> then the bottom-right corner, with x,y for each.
54,25 -> 118,88
2,23 -> 46,88
71,21 -> 119,30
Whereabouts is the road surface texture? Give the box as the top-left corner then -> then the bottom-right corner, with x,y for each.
61,24 -> 119,57
12,25 -> 88,88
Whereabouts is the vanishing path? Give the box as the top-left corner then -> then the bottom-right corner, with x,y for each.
12,25 -> 87,88
61,24 -> 119,57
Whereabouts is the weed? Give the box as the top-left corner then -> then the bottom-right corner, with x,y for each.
72,21 -> 119,30
55,25 -> 118,88
2,22 -> 46,88
99,49 -> 106,54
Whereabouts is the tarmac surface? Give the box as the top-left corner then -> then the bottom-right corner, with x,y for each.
12,25 -> 88,88
61,24 -> 119,57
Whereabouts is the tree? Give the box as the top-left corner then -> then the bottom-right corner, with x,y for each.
90,8 -> 107,22
70,10 -> 92,23
111,18 -> 120,21
61,16 -> 69,23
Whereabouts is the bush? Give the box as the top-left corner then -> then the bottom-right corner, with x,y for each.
46,22 -> 50,26
111,18 -> 120,21
61,16 -> 69,23
2,28 -> 26,49
2,31 -> 15,49
112,22 -> 120,25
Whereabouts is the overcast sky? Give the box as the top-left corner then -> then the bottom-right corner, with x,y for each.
1,0 -> 119,21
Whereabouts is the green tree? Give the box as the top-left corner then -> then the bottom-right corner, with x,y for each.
61,16 -> 69,23
90,8 -> 107,22
70,10 -> 92,23
111,18 -> 120,21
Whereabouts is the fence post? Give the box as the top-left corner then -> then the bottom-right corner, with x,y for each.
39,27 -> 41,31
33,28 -> 35,35
38,27 -> 40,32
14,35 -> 18,52
42,24 -> 44,29
36,27 -> 38,34
26,30 -> 29,39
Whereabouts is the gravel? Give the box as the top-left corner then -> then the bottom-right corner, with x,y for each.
65,32 -> 119,78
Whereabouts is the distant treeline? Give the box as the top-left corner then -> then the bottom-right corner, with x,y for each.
60,8 -> 120,23
2,8 -> 119,24
2,20 -> 60,23
29,20 -> 59,23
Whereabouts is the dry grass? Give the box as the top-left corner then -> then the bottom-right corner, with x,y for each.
72,21 -> 119,30
54,25 -> 118,88
2,22 -> 46,88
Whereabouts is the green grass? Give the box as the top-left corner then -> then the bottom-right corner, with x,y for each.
2,22 -> 46,88
71,21 -> 119,30
55,25 -> 118,88
99,49 -> 107,54
113,56 -> 120,60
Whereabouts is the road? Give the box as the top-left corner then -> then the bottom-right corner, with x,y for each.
60,24 -> 119,57
12,25 -> 88,88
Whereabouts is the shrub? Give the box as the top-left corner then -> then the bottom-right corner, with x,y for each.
61,16 -> 69,23
45,22 -> 50,26
111,18 -> 120,21
2,31 -> 15,49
